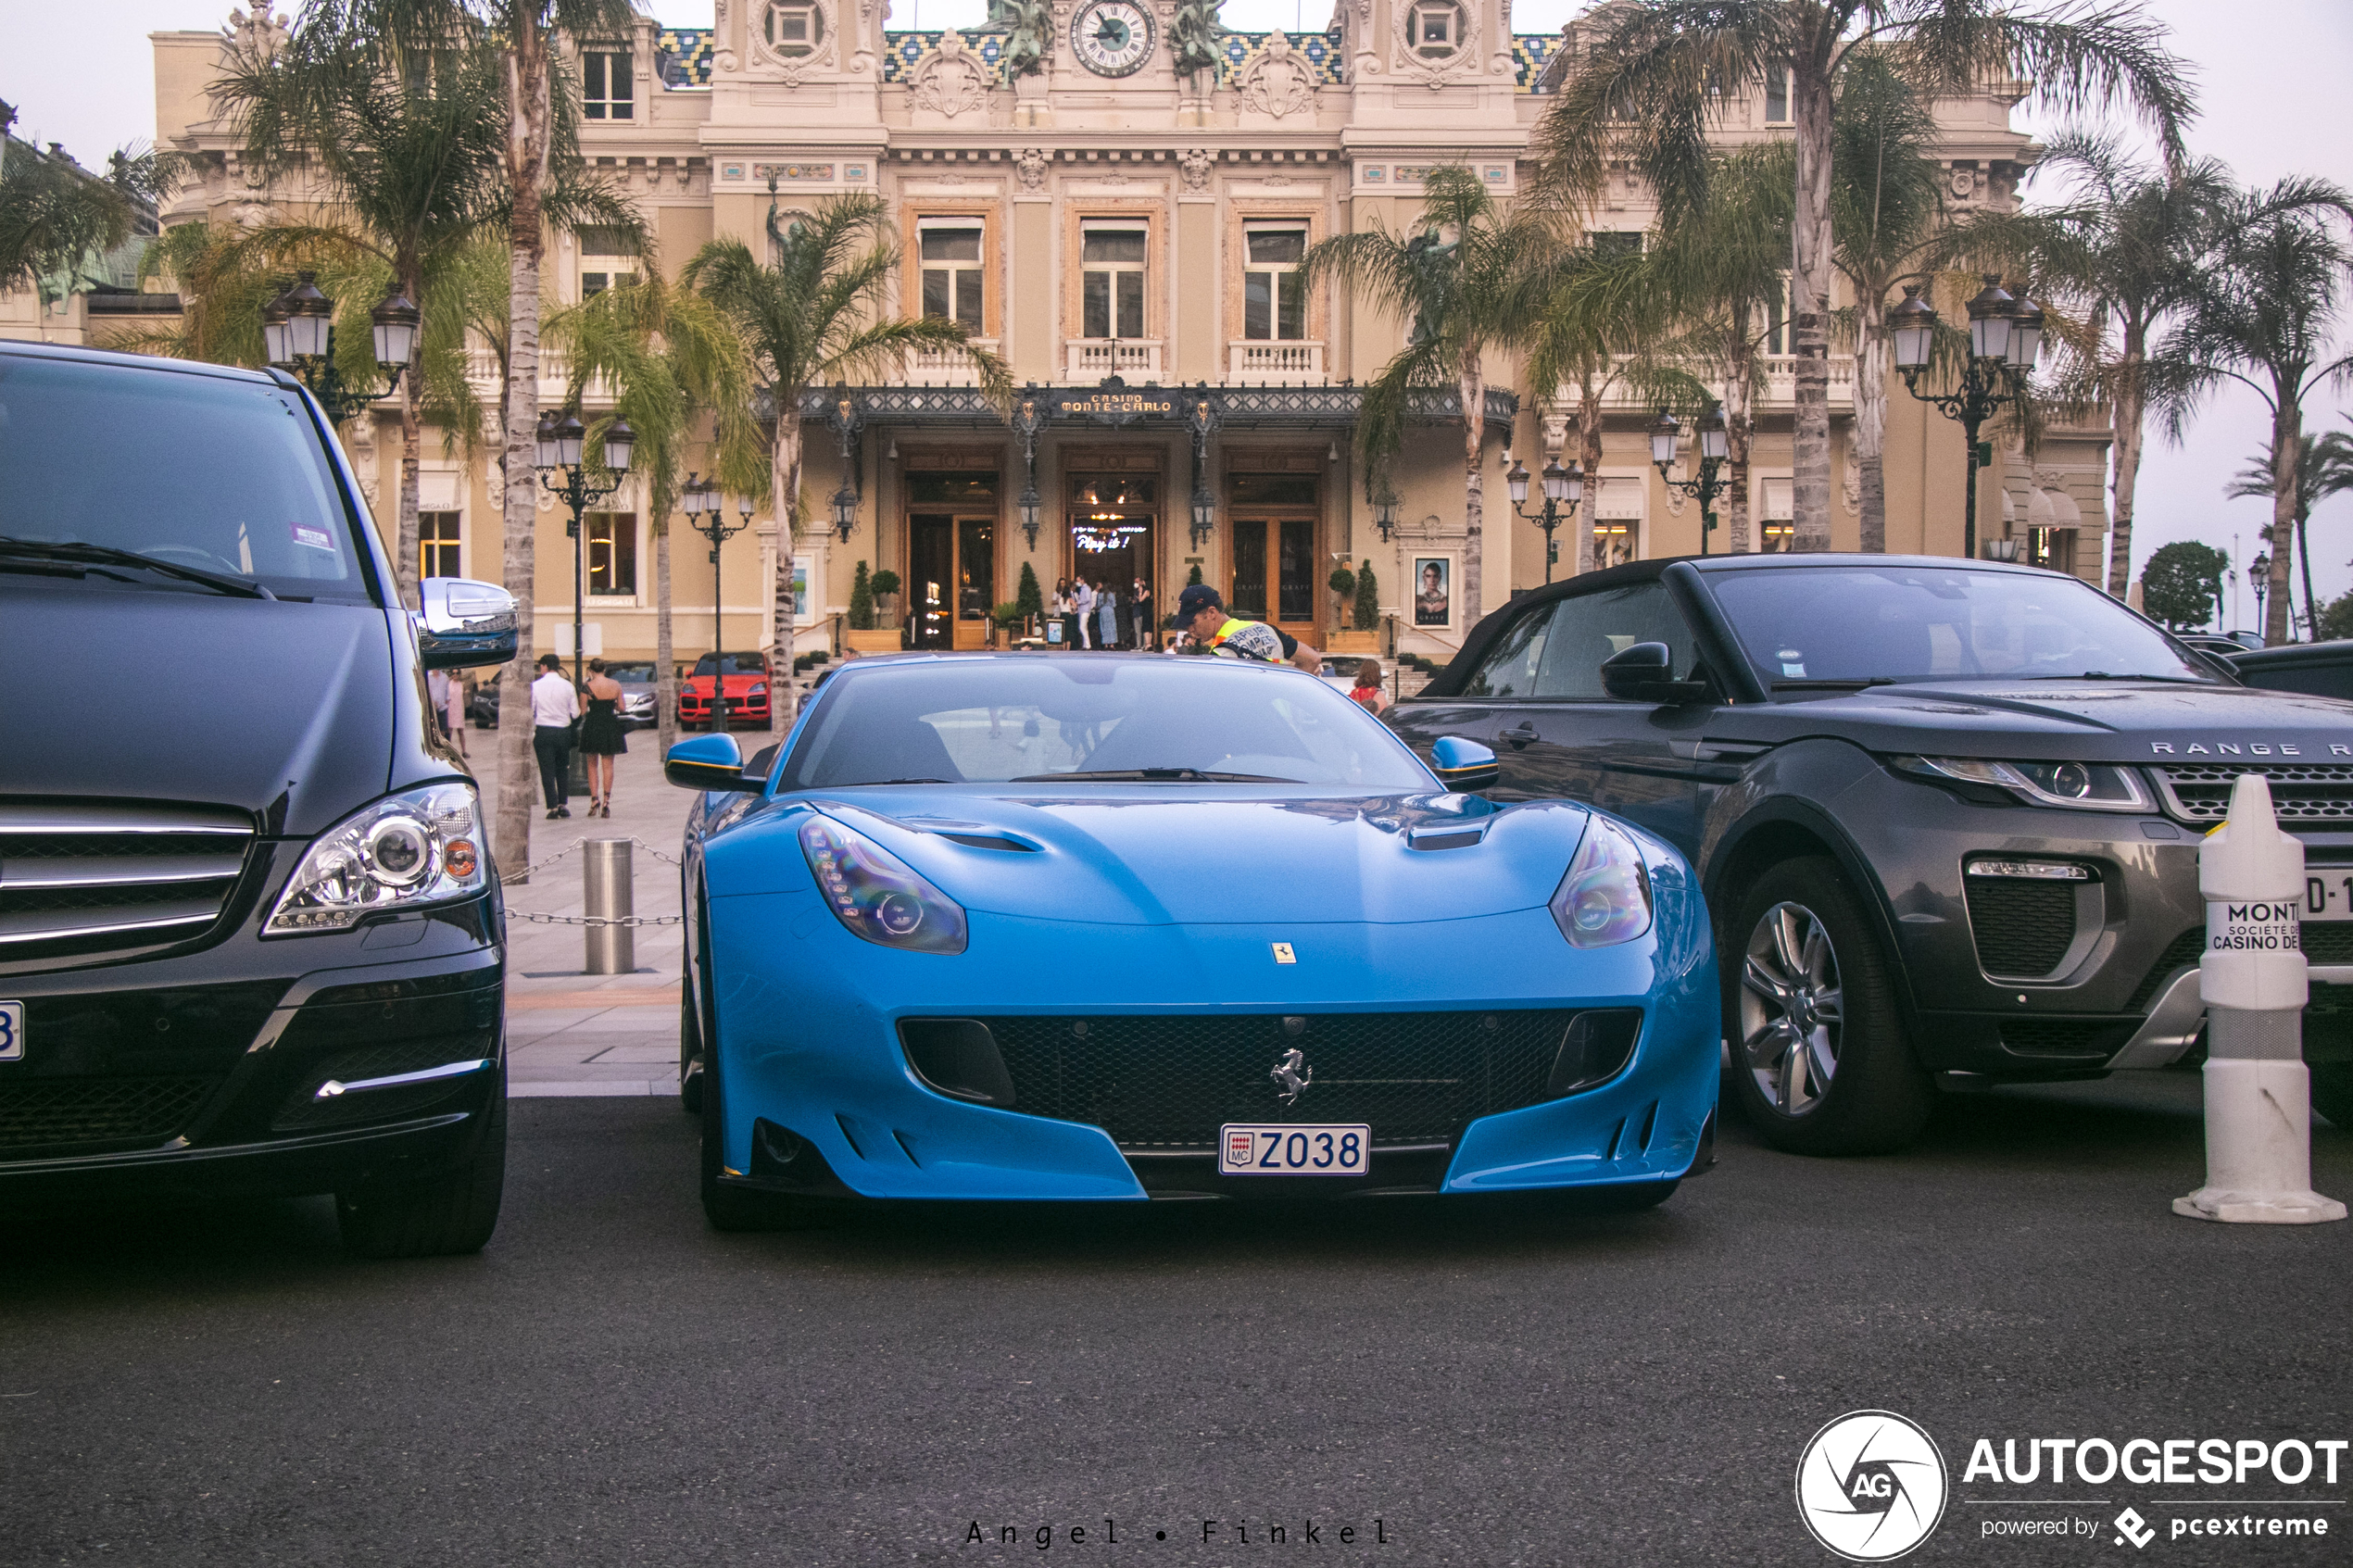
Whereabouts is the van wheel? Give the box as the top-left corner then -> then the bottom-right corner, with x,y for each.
2312,1064 -> 2353,1129
337,1073 -> 508,1257
1726,859 -> 1933,1156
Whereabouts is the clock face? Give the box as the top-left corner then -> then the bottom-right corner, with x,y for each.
1070,0 -> 1156,77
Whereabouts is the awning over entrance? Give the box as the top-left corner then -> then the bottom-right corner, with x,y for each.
786,382 -> 1518,438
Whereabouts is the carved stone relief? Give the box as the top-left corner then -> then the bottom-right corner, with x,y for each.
1016,147 -> 1049,190
1179,147 -> 1214,191
220,6 -> 290,64
1390,0 -> 1478,87
1236,30 -> 1316,119
909,30 -> 992,118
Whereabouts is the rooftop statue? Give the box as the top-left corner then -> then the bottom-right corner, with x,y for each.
1171,0 -> 1226,78
995,0 -> 1051,78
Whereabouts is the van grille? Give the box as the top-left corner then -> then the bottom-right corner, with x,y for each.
2151,763 -> 2353,823
0,802 -> 253,960
0,1076 -> 220,1153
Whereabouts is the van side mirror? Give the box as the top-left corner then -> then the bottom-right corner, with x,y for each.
1429,735 -> 1501,793
414,577 -> 518,670
1600,642 -> 1709,705
665,733 -> 765,794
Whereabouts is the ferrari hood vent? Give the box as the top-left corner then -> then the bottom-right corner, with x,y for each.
1408,824 -> 1487,852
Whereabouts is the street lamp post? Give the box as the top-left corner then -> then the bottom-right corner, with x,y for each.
681,477 -> 751,731
1504,453 -> 1585,582
535,408 -> 635,760
1891,274 -> 2045,561
826,383 -> 863,546
1649,404 -> 1730,557
2251,551 -> 2271,635
261,270 -> 419,424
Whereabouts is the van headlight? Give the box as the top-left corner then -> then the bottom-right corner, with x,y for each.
1891,755 -> 2151,810
799,814 -> 968,955
1551,817 -> 1654,948
265,784 -> 487,933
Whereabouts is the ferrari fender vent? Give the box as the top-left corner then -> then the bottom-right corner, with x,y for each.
899,1018 -> 1019,1106
1548,1009 -> 1642,1097
968,1009 -> 1619,1152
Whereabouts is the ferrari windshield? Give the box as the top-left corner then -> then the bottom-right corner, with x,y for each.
782,658 -> 1433,789
1707,565 -> 2218,685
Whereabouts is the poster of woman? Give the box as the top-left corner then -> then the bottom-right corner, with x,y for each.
1413,557 -> 1451,627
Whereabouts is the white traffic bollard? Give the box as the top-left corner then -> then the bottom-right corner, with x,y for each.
2174,772 -> 2346,1224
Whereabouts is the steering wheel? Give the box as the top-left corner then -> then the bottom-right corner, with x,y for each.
141,543 -> 252,577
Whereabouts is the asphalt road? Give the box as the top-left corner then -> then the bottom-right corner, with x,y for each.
5,1075 -> 2348,1568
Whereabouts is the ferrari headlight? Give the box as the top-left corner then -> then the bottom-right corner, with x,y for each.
266,783 -> 486,934
799,814 -> 968,955
1892,755 -> 2150,811
1551,817 -> 1654,948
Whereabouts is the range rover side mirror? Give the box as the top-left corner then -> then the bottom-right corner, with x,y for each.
1430,735 -> 1501,793
415,577 -> 519,670
665,733 -> 765,794
1601,642 -> 1710,705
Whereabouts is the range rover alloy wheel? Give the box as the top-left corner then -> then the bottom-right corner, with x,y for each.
1724,859 -> 1935,1155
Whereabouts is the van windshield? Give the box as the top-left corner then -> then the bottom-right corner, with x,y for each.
0,355 -> 370,602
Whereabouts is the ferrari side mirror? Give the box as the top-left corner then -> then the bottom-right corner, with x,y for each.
665,733 -> 763,793
1430,735 -> 1501,793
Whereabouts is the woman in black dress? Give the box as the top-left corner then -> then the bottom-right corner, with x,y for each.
578,658 -> 628,818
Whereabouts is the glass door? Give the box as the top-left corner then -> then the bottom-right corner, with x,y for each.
954,516 -> 996,648
909,514 -> 954,648
1068,472 -> 1156,649
1227,472 -> 1320,643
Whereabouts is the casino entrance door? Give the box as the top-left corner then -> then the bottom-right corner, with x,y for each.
1067,470 -> 1156,647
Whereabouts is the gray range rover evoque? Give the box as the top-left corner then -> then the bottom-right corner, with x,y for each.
1388,554 -> 2353,1154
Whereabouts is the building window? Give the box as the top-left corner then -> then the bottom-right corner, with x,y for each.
583,49 -> 633,119
420,511 -> 461,580
765,1 -> 825,58
1591,231 -> 1643,261
1765,63 -> 1791,124
1408,0 -> 1463,60
1081,224 -> 1148,340
580,226 -> 638,298
919,222 -> 985,333
1760,479 -> 1794,552
586,512 -> 637,596
1242,225 -> 1307,342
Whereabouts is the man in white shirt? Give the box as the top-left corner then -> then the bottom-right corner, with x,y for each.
530,654 -> 581,819
1072,579 -> 1097,648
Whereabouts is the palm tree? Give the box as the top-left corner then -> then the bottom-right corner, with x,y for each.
1301,166 -> 1554,614
685,193 -> 1011,721
2225,425 -> 2353,642
0,109 -> 178,295
2029,132 -> 2234,597
2162,183 -> 2353,646
290,0 -> 634,882
211,28 -> 510,608
547,275 -> 768,756
1537,0 -> 2193,553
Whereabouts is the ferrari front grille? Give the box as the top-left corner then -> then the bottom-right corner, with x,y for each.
975,1009 -> 1591,1152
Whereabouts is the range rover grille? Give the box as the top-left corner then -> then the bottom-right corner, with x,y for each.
0,803 -> 253,960
2152,763 -> 2353,823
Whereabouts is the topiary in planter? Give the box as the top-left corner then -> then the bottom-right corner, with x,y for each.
849,560 -> 875,631
1353,561 -> 1378,632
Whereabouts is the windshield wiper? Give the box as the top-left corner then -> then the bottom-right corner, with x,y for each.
0,536 -> 274,600
2026,671 -> 2213,684
1008,768 -> 1301,784
1770,678 -> 1896,691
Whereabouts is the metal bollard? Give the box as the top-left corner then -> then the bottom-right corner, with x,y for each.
582,838 -> 635,976
2174,772 -> 2345,1223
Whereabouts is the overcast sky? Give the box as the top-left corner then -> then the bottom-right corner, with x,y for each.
14,0 -> 2349,631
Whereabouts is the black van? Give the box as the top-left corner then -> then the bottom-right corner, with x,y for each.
0,341 -> 517,1256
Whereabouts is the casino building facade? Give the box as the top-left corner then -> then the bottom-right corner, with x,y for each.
120,1 -> 2113,669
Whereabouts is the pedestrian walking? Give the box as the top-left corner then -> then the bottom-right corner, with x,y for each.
578,658 -> 628,818
1053,579 -> 1077,648
530,653 -> 580,819
1349,658 -> 1392,716
1096,581 -> 1119,649
1164,583 -> 1323,671
1073,578 -> 1098,648
1131,576 -> 1151,649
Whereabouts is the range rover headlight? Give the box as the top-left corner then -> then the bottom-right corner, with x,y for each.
799,814 -> 968,955
1551,817 -> 1654,948
1892,755 -> 2151,811
265,783 -> 487,933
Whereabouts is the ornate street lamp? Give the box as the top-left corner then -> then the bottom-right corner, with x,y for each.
535,408 -> 635,709
1892,274 -> 2044,561
1651,403 -> 1730,558
1505,452 -> 1584,582
1372,473 -> 1400,545
259,270 -> 418,423
1017,481 -> 1044,553
2251,551 -> 2271,633
1011,386 -> 1050,552
1186,390 -> 1221,550
680,476 -> 751,732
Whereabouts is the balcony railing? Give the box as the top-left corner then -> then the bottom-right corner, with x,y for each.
1066,339 -> 1161,381
1228,341 -> 1325,383
903,338 -> 1000,386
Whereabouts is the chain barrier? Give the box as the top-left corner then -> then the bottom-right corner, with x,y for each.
508,910 -> 684,928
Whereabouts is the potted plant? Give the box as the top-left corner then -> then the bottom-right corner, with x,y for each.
870,568 -> 901,628
1328,559 -> 1380,653
845,560 -> 902,655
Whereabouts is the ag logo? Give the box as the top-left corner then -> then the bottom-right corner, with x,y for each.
1794,1410 -> 1948,1562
